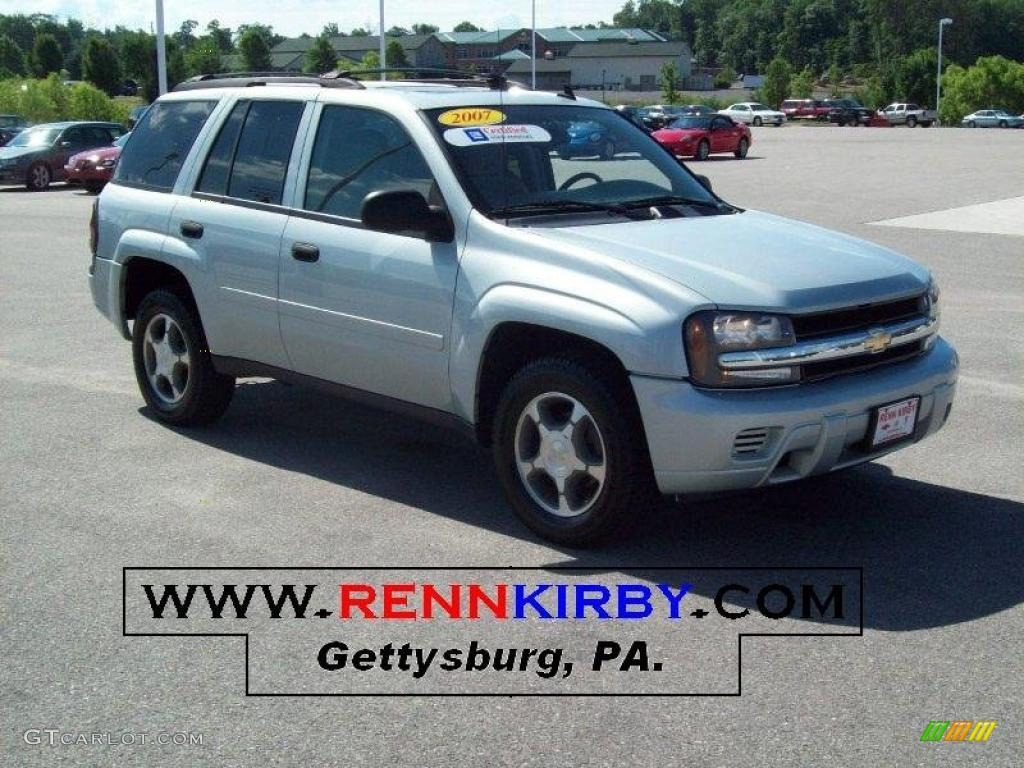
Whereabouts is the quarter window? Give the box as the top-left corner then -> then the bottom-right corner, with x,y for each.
114,100 -> 216,191
303,106 -> 436,219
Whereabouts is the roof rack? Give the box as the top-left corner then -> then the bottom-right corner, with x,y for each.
172,71 -> 364,92
330,67 -> 520,90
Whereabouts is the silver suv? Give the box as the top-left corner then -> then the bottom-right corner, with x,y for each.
89,72 -> 958,545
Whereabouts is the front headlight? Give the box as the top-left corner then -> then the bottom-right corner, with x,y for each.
685,311 -> 799,387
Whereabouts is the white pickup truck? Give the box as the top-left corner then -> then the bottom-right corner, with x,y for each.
881,103 -> 937,127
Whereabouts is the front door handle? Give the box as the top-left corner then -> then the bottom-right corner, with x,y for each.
291,242 -> 320,263
180,220 -> 204,239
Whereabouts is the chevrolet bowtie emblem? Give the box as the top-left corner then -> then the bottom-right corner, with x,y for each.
864,328 -> 893,354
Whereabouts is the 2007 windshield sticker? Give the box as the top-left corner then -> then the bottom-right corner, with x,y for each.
444,125 -> 552,147
437,107 -> 506,126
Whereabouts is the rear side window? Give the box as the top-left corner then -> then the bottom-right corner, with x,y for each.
115,100 -> 216,191
196,100 -> 304,205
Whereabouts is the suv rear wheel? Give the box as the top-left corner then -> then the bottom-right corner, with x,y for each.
492,358 -> 651,545
132,289 -> 235,425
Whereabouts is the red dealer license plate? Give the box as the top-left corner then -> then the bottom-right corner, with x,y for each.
867,397 -> 920,449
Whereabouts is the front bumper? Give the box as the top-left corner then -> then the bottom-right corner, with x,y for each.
632,337 -> 958,495
0,166 -> 26,183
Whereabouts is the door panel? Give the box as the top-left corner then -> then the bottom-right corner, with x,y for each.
279,218 -> 458,408
278,104 -> 459,410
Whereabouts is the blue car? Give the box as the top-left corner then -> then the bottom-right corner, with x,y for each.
559,121 -> 618,160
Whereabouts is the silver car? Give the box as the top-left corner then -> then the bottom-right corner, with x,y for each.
961,109 -> 1024,128
89,73 -> 957,545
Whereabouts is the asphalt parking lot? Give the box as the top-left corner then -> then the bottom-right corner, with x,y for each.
2,126 -> 1022,765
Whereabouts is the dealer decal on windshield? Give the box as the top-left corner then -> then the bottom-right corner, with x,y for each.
437,107 -> 506,126
444,124 -> 552,147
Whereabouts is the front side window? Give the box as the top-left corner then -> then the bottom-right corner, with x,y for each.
425,104 -> 719,221
115,100 -> 216,191
304,105 -> 436,219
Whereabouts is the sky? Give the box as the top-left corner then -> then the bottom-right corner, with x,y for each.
3,1 -> 628,37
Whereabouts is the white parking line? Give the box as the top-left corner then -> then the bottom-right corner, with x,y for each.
870,196 -> 1024,237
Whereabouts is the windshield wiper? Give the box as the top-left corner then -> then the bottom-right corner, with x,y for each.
492,199 -> 649,219
620,194 -> 732,211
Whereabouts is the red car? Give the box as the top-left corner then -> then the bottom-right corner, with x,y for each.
652,114 -> 751,161
64,133 -> 128,193
780,99 -> 830,121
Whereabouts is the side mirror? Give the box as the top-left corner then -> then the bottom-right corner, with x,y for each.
694,174 -> 712,192
361,189 -> 453,243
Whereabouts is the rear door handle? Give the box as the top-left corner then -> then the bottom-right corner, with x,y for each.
291,242 -> 320,263
180,220 -> 204,239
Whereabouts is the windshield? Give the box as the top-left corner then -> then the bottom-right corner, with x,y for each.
8,126 -> 59,147
668,116 -> 712,129
0,116 -> 22,128
426,104 -> 719,220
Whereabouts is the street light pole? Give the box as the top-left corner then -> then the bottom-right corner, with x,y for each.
379,0 -> 386,80
936,17 -> 953,125
531,0 -> 537,89
155,0 -> 167,95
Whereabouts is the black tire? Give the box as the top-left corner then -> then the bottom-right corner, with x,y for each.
84,180 -> 104,194
734,137 -> 749,159
906,116 -> 917,128
999,120 -> 1008,128
599,140 -> 616,161
752,116 -> 763,127
492,358 -> 653,546
696,139 -> 710,161
132,289 -> 235,426
968,120 -> 976,128
26,162 -> 51,191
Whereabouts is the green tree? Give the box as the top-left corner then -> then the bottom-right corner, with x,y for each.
386,39 -> 409,69
714,64 -> 737,89
321,23 -> 340,37
411,24 -> 439,35
452,22 -> 482,33
81,37 -> 121,95
304,36 -> 337,74
67,82 -> 115,120
206,20 -> 233,53
896,47 -> 938,107
175,20 -> 198,51
349,28 -> 371,37
762,56 -> 792,108
352,50 -> 379,79
940,55 -> 1024,124
0,34 -> 28,77
238,28 -> 272,71
827,61 -> 843,97
186,35 -> 223,76
30,33 -> 64,77
790,66 -> 815,98
660,60 -> 679,104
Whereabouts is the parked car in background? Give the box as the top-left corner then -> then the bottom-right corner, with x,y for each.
0,114 -> 28,146
639,104 -> 688,130
652,114 -> 751,160
961,109 -> 1024,128
127,104 -> 150,130
780,99 -> 829,121
880,103 -> 936,127
64,132 -> 130,194
679,104 -> 717,116
823,99 -> 874,126
0,121 -> 124,190
720,103 -> 786,126
612,105 -> 650,132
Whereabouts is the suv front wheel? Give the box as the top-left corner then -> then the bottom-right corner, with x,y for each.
493,358 -> 651,545
132,289 -> 235,425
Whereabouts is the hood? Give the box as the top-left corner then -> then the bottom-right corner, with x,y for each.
654,128 -> 706,140
69,146 -> 120,163
534,210 -> 929,312
0,146 -> 41,161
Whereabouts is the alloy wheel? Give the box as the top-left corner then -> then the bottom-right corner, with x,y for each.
514,392 -> 607,518
142,313 -> 191,405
